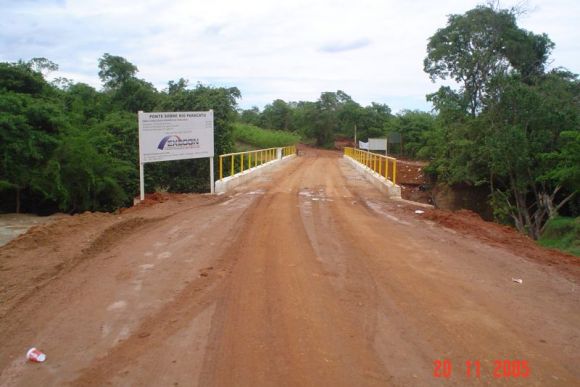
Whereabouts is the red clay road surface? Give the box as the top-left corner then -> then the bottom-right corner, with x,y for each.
1,149 -> 579,386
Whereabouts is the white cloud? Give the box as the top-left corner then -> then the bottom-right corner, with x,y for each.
0,0 -> 578,112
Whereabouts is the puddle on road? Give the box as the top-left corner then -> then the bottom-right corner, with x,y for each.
218,192 -> 263,211
246,189 -> 266,195
107,300 -> 128,311
298,187 -> 334,203
156,251 -> 172,260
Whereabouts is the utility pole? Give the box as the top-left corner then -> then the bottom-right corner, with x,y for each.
354,124 -> 357,148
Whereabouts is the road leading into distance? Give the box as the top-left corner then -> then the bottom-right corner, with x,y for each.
0,149 -> 578,386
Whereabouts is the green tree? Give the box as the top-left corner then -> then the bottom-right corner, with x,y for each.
423,5 -> 577,239
239,106 -> 261,126
311,92 -> 343,147
337,99 -> 364,138
111,78 -> 159,113
357,102 -> 391,141
0,63 -> 62,212
42,126 -> 133,212
28,57 -> 59,76
63,82 -> 108,123
291,101 -> 318,140
97,54 -> 160,113
386,110 -> 436,158
482,72 -> 579,238
424,5 -> 554,115
261,99 -> 292,130
98,53 -> 138,90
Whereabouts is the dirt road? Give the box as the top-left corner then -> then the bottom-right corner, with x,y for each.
1,149 -> 579,386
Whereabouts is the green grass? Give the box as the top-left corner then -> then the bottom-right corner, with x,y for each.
538,216 -> 580,257
234,141 -> 259,152
232,123 -> 300,149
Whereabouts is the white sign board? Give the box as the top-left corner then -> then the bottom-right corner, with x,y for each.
368,138 -> 388,151
358,141 -> 369,150
137,110 -> 215,200
138,111 -> 214,164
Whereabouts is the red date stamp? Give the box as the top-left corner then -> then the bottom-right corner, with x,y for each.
433,359 -> 530,378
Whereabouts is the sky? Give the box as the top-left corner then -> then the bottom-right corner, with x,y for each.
1,0 -> 578,112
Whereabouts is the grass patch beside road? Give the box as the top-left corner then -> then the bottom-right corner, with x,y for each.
539,216 -> 580,257
232,123 -> 300,149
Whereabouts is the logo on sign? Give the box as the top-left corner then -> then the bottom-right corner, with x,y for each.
157,135 -> 200,150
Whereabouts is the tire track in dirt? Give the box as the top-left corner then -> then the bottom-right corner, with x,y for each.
1,217 -> 166,320
69,200 -> 260,386
296,155 -> 455,385
0,192 -> 259,386
197,154 -> 392,387
70,157 -> 310,386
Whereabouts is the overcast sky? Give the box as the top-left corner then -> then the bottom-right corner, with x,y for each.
1,0 -> 578,112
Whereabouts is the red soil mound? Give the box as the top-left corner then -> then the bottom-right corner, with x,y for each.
425,209 -> 579,270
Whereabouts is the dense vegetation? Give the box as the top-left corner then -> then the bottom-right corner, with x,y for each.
232,123 -> 300,149
422,5 -> 579,240
238,5 -> 579,241
0,55 -> 240,213
240,93 -> 436,157
538,216 -> 580,256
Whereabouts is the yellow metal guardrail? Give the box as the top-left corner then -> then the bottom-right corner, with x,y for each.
219,145 -> 296,180
344,147 -> 397,185
282,145 -> 297,157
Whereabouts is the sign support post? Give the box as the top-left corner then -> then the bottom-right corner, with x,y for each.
140,162 -> 145,201
209,157 -> 214,194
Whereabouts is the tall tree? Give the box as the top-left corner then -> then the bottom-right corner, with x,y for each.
98,53 -> 138,90
28,57 -> 59,76
424,5 -> 553,115
423,4 -> 577,239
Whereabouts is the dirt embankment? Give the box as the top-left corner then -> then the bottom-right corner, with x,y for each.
0,193 -> 215,319
425,209 -> 579,275
395,159 -> 432,205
